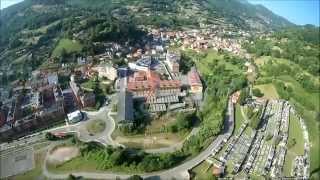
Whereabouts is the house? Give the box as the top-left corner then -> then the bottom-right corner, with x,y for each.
165,51 -> 180,73
117,90 -> 134,124
187,67 -> 203,94
70,77 -> 96,108
77,57 -> 86,65
128,56 -> 153,72
80,92 -> 96,108
47,73 -> 58,85
127,70 -> 181,99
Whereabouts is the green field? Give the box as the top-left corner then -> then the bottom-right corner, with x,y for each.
183,50 -> 243,76
47,154 -> 143,174
86,120 -> 106,135
278,75 -> 319,110
52,39 -> 83,57
254,83 -> 279,99
235,104 -> 245,132
191,161 -> 215,180
283,112 -> 305,176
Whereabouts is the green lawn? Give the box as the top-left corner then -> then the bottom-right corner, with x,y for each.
288,113 -> 305,154
52,39 -> 83,57
47,155 -> 143,174
254,84 -> 279,99
283,112 -> 305,176
235,104 -> 245,132
47,156 -> 100,173
191,161 -> 215,180
278,75 -> 319,110
86,120 -> 106,135
81,78 -> 112,94
183,50 -> 242,76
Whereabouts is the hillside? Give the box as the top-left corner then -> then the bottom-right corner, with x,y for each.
0,0 -> 294,81
0,0 -> 293,41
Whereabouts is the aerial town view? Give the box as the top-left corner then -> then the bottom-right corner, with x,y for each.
0,0 -> 319,180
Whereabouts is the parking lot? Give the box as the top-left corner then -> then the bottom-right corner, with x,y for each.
0,146 -> 35,179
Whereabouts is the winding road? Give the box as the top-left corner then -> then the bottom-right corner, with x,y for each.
43,98 -> 235,179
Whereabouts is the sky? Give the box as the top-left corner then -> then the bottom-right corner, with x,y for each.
249,0 -> 320,26
1,0 -> 319,26
1,0 -> 24,9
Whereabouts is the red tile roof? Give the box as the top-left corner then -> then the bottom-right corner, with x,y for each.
188,67 -> 202,86
127,70 -> 180,93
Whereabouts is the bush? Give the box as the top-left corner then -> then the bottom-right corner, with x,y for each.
128,175 -> 143,180
265,133 -> 273,141
253,88 -> 264,97
287,138 -> 297,149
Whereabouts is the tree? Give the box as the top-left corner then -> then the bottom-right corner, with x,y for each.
287,138 -> 296,149
45,132 -> 57,140
127,175 -> 143,180
239,88 -> 249,105
265,133 -> 273,141
252,88 -> 264,97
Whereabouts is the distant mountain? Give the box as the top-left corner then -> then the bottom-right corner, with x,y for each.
1,0 -> 294,32
203,0 -> 294,30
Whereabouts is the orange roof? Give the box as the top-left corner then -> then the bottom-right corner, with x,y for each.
188,67 -> 202,86
127,70 -> 180,93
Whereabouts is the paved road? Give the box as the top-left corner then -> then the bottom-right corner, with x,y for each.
43,98 -> 235,180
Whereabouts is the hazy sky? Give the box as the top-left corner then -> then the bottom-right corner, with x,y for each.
249,0 -> 320,26
1,0 -> 24,9
1,0 -> 320,26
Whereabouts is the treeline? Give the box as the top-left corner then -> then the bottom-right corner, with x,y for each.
182,52 -> 247,155
261,60 -> 319,92
78,142 -> 186,172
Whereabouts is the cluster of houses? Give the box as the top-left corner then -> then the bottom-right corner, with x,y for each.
0,73 -> 66,142
147,28 -> 251,58
0,61 -> 120,141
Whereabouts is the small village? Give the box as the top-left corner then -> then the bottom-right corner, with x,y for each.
1,25 -> 248,142
0,21 -> 315,180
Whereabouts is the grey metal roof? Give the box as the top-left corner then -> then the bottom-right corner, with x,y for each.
117,90 -> 134,123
